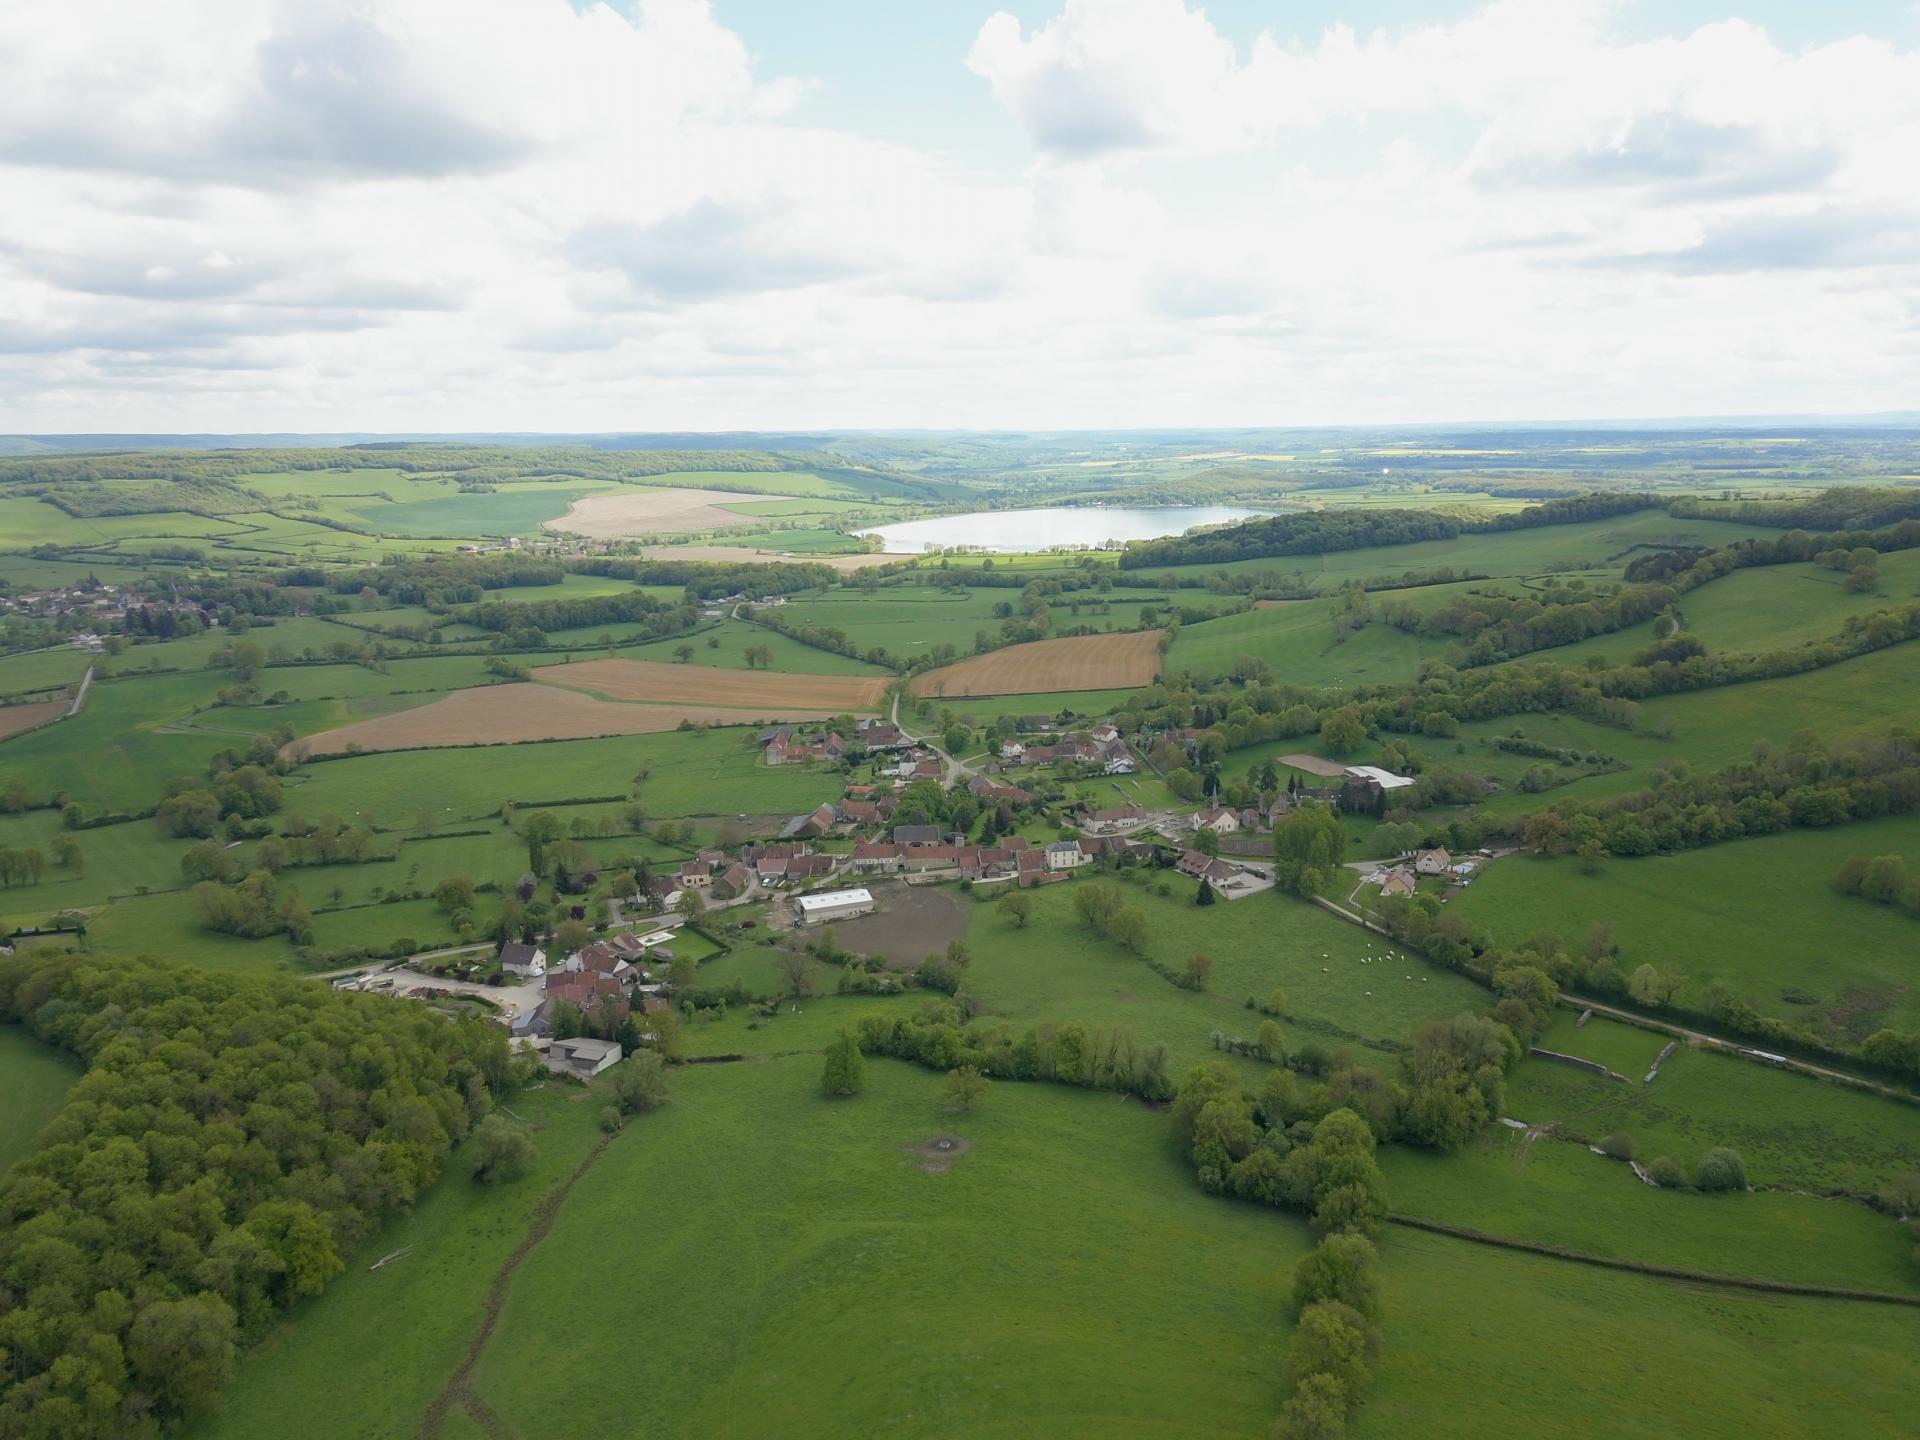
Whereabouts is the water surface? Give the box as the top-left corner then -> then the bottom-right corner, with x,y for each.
856,504 -> 1263,554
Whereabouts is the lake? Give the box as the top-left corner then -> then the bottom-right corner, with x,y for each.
856,504 -> 1264,554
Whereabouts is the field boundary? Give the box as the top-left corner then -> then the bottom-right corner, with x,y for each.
1389,1214 -> 1920,1307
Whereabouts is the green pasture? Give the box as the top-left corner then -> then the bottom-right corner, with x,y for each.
1364,1224 -> 1920,1439
777,587 -> 1042,657
84,889 -> 297,974
1681,552 -> 1920,653
0,1026 -> 82,1177
960,879 -> 1487,1070
1165,600 -> 1458,689
0,498 -> 252,549
0,646 -> 91,697
1455,817 -> 1920,1036
349,486 -> 606,538
467,1058 -> 1305,1440
283,727 -> 842,829
1507,1031 -> 1920,1193
606,617 -> 890,675
1380,1123 -> 1918,1295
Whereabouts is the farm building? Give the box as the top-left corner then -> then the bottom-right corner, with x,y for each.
544,1036 -> 622,1080
1342,765 -> 1416,811
795,888 -> 878,925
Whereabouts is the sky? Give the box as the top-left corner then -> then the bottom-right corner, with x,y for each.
2,0 -> 1918,434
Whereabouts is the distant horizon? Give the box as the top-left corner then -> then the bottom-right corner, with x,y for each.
9,409 -> 1920,451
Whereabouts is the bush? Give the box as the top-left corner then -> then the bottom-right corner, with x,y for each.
599,1106 -> 624,1134
1646,1155 -> 1687,1188
1694,1146 -> 1748,1193
1598,1131 -> 1637,1161
469,1113 -> 536,1184
821,1031 -> 866,1097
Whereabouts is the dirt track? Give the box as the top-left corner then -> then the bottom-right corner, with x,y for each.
284,684 -> 842,758
909,629 -> 1164,698
536,657 -> 889,711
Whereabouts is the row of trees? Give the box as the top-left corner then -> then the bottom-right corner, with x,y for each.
1512,733 -> 1920,863
850,1000 -> 1177,1101
0,953 -> 516,1435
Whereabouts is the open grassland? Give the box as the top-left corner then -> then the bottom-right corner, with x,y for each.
1380,1124 -> 1919,1296
0,671 -> 267,813
0,1026 -> 82,1177
962,881 -> 1487,1070
353,486 -> 606,538
778,587 -> 1041,656
911,629 -> 1165,698
284,727 -> 842,828
198,1057 -> 1307,1440
604,618 -> 888,675
1165,589 -> 1483,688
286,683 -> 845,758
1362,1225 -> 1920,1440
535,656 -> 889,710
0,646 -> 91,698
1507,1029 -> 1920,1193
1683,551 -> 1920,652
84,890 -> 296,974
1455,817 -> 1920,1036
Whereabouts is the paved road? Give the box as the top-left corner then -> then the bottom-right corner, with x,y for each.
65,665 -> 94,718
891,691 -> 975,789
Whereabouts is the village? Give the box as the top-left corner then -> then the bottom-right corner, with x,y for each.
329,709 -> 1496,1081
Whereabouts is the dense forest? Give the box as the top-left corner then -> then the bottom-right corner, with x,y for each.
1116,493 -> 1659,569
0,956 -> 515,1437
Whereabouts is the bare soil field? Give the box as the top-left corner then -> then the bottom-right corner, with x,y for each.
635,544 -> 897,572
543,488 -> 770,538
0,700 -> 66,742
284,684 -> 842,758
909,629 -> 1164,698
1278,752 -> 1348,777
535,658 -> 889,711
828,882 -> 970,965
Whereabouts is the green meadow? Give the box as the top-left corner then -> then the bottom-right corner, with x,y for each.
0,1026 -> 82,1176
1455,817 -> 1920,1035
199,1058 -> 1309,1440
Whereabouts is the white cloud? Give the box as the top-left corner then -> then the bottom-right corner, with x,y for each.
0,0 -> 1917,430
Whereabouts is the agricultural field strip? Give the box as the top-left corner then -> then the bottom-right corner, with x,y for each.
286,683 -> 849,758
909,629 -> 1165,698
532,656 -> 889,710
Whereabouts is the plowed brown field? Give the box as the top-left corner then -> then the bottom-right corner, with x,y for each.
908,629 -> 1163,698
535,658 -> 889,710
285,684 -> 843,758
0,700 -> 65,742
